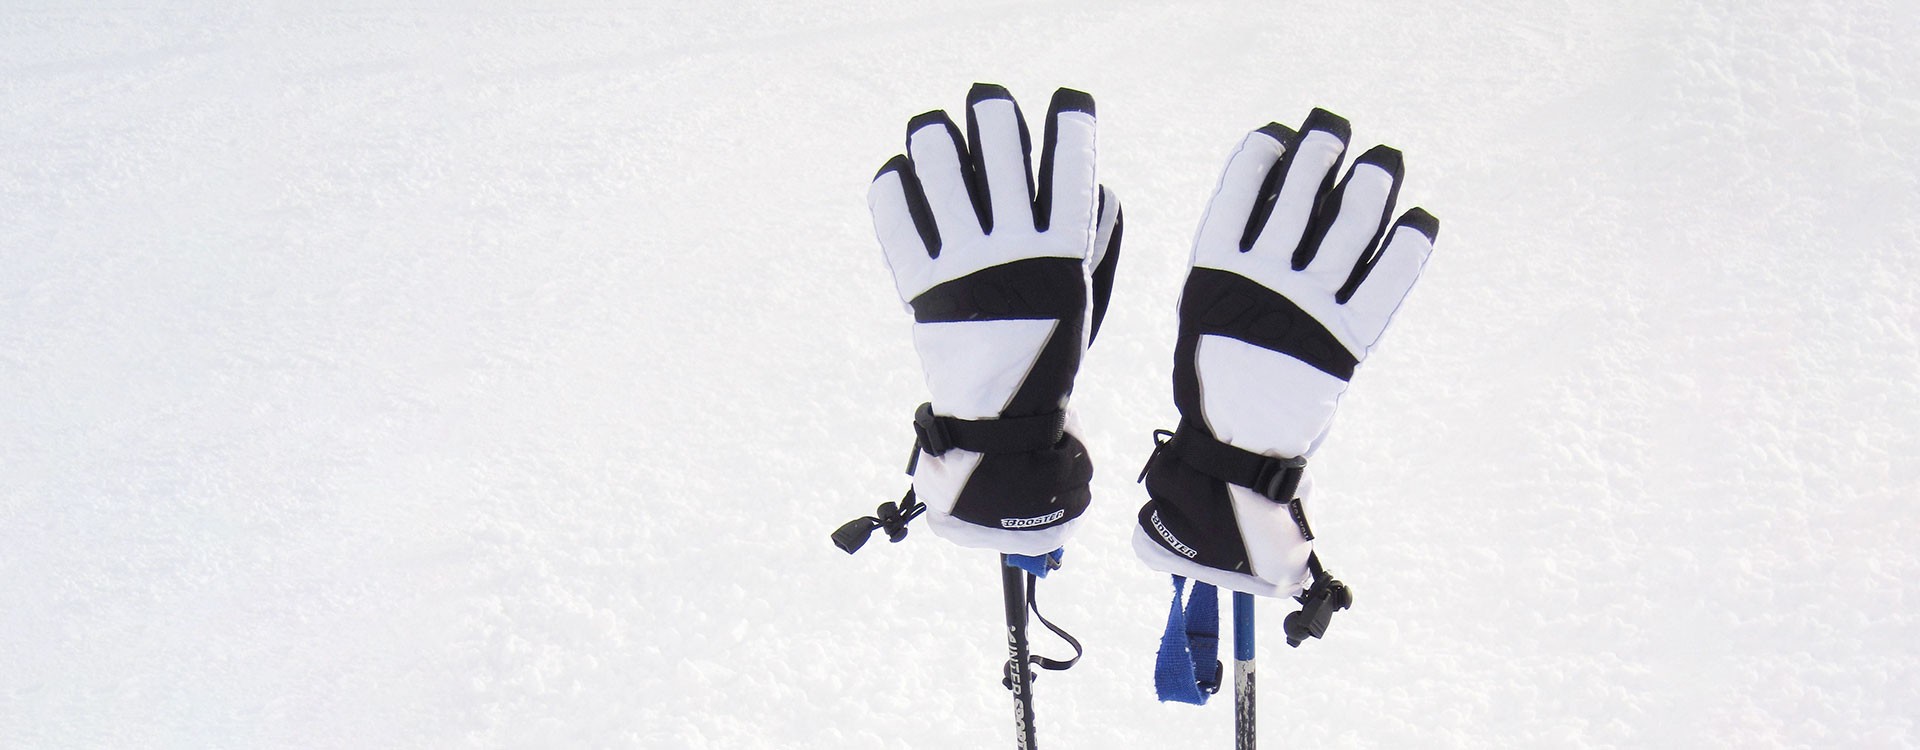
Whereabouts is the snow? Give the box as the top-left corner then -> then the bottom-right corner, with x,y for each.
3,1 -> 1916,747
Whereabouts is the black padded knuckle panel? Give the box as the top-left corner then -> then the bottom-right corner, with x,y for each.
908,257 -> 1087,323
1180,269 -> 1357,381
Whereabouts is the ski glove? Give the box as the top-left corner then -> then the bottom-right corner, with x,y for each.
1134,110 -> 1437,597
869,84 -> 1122,556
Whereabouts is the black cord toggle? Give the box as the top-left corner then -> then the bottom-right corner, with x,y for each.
1283,554 -> 1354,647
830,489 -> 927,554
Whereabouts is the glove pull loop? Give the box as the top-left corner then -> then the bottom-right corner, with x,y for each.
999,551 -> 1083,690
1025,573 -> 1083,672
1137,429 -> 1176,482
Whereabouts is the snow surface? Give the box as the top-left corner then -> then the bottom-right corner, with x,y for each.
4,1 -> 1917,747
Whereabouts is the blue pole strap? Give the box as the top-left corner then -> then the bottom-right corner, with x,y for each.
1005,548 -> 1064,579
1154,575 -> 1222,704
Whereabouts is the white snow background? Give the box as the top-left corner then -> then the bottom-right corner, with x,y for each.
4,1 -> 1916,747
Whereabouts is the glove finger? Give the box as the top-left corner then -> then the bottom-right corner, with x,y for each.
907,110 -> 990,244
1338,208 -> 1438,350
870,155 -> 942,301
1191,124 -> 1290,270
1295,145 -> 1404,291
965,83 -> 1037,235
1034,88 -> 1098,238
1089,186 -> 1123,344
1242,109 -> 1350,261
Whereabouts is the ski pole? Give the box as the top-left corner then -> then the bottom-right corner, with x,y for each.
1233,591 -> 1256,749
1002,555 -> 1039,749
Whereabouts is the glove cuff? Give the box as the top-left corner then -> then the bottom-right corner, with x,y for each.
1134,424 -> 1318,598
1131,525 -> 1301,598
911,411 -> 1093,555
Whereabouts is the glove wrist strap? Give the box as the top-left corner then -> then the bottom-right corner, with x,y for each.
1156,419 -> 1306,503
913,402 -> 1067,457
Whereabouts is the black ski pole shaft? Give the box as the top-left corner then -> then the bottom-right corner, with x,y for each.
1234,591 -> 1255,750
1001,555 -> 1039,749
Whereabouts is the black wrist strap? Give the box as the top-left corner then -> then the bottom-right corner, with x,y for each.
1156,419 -> 1307,503
913,402 -> 1067,457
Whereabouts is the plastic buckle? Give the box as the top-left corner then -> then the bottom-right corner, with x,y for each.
912,402 -> 953,456
1252,455 -> 1307,502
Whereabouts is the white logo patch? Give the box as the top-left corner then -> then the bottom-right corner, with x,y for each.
1150,510 -> 1199,558
1002,510 -> 1065,529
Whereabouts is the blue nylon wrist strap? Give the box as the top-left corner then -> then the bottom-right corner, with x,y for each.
1154,575 -> 1221,704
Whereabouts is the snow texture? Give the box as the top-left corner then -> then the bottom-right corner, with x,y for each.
3,1 -> 1916,747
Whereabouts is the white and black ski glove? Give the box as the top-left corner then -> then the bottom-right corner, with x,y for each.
860,84 -> 1121,557
1134,110 -> 1437,598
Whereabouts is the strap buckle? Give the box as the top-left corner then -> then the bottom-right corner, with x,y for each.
1144,421 -> 1308,504
912,402 -> 954,456
911,402 -> 1068,458
1251,455 -> 1307,502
